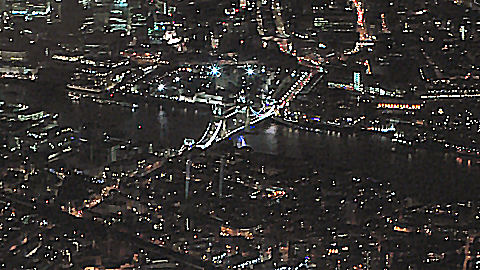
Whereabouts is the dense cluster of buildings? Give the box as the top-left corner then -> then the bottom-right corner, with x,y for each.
1,0 -> 480,269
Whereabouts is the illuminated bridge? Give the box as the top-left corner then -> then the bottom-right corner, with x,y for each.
134,70 -> 317,178
194,103 -> 276,150
194,70 -> 316,150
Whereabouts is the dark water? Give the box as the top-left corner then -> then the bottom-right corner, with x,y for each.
245,121 -> 480,202
1,82 -> 479,202
0,83 -> 211,148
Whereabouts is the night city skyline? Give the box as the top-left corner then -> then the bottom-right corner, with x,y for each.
1,0 -> 480,269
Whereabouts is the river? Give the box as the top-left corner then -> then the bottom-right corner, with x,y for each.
1,82 -> 479,202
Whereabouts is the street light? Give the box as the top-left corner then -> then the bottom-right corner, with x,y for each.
209,65 -> 221,77
246,67 -> 255,76
158,83 -> 165,91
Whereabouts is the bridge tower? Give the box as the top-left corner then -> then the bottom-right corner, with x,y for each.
244,105 -> 251,131
220,119 -> 228,138
212,103 -> 227,139
212,104 -> 223,116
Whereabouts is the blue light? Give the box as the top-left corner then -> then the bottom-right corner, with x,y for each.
209,65 -> 221,77
237,135 -> 247,147
246,68 -> 255,76
12,10 -> 28,15
95,178 -> 105,184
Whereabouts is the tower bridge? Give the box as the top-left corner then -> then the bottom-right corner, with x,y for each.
194,69 -> 316,150
134,69 -> 317,178
194,102 -> 276,150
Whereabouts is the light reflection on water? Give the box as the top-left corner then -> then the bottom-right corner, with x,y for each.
1,84 -> 479,200
245,121 -> 479,192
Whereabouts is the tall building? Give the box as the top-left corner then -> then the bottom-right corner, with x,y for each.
155,0 -> 168,15
460,25 -> 466,40
353,72 -> 362,91
219,157 -> 225,198
185,158 -> 192,200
